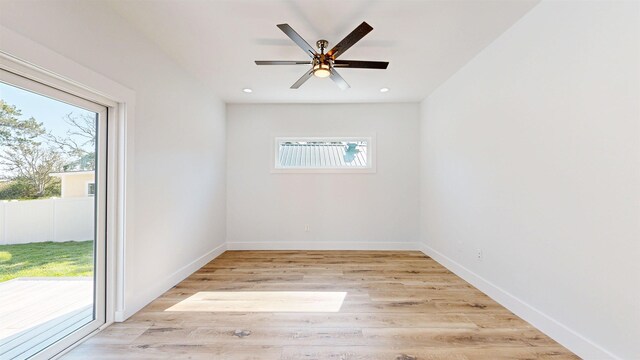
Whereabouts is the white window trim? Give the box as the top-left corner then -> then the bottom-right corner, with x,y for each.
1,25 -> 135,359
271,136 -> 376,174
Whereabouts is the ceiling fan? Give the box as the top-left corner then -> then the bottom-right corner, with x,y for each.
255,22 -> 389,90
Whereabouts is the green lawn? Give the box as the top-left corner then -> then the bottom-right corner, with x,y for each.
0,241 -> 93,282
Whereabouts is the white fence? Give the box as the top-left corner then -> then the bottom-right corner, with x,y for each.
0,198 -> 94,245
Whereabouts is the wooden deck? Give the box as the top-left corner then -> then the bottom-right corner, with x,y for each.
63,251 -> 578,359
0,277 -> 93,341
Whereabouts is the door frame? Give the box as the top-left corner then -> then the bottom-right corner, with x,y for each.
0,47 -> 130,358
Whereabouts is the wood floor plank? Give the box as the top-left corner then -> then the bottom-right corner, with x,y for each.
281,345 -> 577,360
62,251 -> 578,359
125,312 -> 478,329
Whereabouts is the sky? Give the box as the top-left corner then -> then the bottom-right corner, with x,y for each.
0,81 -> 96,138
0,81 -> 97,178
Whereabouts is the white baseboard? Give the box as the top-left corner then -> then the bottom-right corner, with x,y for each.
114,311 -> 125,322
419,242 -> 619,360
226,241 -> 420,251
119,242 -> 227,320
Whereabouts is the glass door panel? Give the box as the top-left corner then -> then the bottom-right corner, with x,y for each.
0,69 -> 106,359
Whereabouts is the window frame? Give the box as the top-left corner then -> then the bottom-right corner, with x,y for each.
272,136 -> 376,174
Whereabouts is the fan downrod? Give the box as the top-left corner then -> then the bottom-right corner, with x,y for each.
316,40 -> 329,54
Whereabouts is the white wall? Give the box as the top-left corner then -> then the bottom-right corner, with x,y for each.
227,103 -> 419,249
2,2 -> 636,357
419,1 -> 639,359
0,0 -> 227,318
0,198 -> 94,245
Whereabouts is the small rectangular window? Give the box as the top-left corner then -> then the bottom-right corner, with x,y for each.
273,137 -> 375,173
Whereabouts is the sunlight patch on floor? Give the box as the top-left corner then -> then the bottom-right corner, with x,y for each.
164,291 -> 347,313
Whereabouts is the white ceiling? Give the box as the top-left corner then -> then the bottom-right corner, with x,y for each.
108,0 -> 539,103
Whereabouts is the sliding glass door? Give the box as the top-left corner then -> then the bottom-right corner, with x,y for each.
0,68 -> 107,359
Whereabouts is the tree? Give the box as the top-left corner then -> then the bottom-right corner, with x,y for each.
0,99 -> 45,147
0,100 -> 95,198
0,141 -> 62,197
46,113 -> 96,171
0,99 -> 62,197
0,176 -> 60,200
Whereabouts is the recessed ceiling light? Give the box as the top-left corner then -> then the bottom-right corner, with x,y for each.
380,87 -> 389,93
242,88 -> 253,93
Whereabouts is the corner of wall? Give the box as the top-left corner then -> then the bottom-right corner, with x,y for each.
121,242 -> 227,320
417,243 -> 621,359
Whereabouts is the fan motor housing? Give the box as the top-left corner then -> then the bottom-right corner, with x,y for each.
316,39 -> 329,53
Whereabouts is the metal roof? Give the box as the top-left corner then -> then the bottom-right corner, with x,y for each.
278,143 -> 368,168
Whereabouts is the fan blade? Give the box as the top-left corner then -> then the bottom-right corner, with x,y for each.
277,24 -> 316,58
329,69 -> 350,90
333,60 -> 389,69
327,22 -> 373,59
255,61 -> 312,65
291,69 -> 314,89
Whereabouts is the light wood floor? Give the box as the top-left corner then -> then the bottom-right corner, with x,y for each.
63,251 -> 578,359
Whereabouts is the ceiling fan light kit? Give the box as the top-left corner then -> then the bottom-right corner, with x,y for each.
313,62 -> 331,78
255,21 -> 389,89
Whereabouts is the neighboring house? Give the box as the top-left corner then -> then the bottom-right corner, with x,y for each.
50,170 -> 95,198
